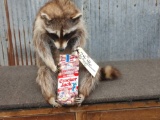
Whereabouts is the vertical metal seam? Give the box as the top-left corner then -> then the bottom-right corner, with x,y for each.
4,0 -> 15,66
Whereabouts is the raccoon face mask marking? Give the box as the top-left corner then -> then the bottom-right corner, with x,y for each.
46,29 -> 79,51
41,12 -> 82,51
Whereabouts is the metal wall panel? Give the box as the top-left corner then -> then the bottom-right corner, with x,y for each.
1,0 -> 50,66
0,0 -> 8,66
7,0 -> 51,66
0,0 -> 160,66
85,0 -> 160,62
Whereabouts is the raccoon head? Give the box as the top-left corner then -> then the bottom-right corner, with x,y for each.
39,0 -> 84,52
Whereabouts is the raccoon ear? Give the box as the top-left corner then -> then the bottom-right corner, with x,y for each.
71,13 -> 82,23
40,12 -> 51,21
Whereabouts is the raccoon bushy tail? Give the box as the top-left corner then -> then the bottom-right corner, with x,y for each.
100,66 -> 121,81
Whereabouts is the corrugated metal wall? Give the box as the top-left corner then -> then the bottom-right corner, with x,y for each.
0,0 -> 160,66
0,0 -> 50,66
84,0 -> 160,62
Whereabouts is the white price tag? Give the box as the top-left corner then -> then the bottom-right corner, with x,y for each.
77,47 -> 99,77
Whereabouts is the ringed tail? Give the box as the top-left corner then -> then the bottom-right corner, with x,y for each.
100,65 -> 121,81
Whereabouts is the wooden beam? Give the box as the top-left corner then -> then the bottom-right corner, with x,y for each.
0,101 -> 160,118
87,108 -> 160,120
76,112 -> 87,120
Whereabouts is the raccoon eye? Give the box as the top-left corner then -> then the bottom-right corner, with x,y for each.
70,37 -> 78,41
64,30 -> 77,40
47,32 -> 59,40
68,37 -> 78,47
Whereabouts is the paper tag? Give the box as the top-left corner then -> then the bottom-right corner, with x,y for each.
77,47 -> 99,77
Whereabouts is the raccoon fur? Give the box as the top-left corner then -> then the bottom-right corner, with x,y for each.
33,0 -> 121,107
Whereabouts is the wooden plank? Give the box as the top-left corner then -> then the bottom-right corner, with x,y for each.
76,112 -> 87,120
87,107 -> 160,120
0,101 -> 160,118
0,113 -> 75,120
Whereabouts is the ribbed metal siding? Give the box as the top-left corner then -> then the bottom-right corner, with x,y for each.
0,0 -> 50,66
0,0 -> 160,66
85,0 -> 160,62
0,0 -> 8,66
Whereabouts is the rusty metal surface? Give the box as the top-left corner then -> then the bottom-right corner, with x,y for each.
0,0 -> 160,66
0,0 -> 82,66
0,0 -> 49,66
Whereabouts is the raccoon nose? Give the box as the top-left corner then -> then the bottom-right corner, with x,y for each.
58,48 -> 65,52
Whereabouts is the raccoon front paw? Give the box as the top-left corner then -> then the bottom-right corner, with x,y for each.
48,97 -> 62,108
56,64 -> 61,73
51,65 -> 58,73
53,65 -> 61,73
72,50 -> 78,55
75,94 -> 85,106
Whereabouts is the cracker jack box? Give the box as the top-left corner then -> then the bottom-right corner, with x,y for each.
57,54 -> 79,105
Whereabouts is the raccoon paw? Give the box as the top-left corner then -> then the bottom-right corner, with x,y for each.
75,94 -> 85,106
48,97 -> 62,108
51,65 -> 58,73
56,65 -> 61,73
72,50 -> 78,55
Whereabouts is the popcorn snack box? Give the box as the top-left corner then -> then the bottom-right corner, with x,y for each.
57,54 -> 79,105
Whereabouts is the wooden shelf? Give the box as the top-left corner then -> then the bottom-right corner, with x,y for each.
0,101 -> 160,120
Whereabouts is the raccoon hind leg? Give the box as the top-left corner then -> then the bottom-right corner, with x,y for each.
75,65 -> 121,106
36,66 -> 61,107
75,70 -> 100,106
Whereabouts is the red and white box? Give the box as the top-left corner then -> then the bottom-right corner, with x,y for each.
57,54 -> 79,105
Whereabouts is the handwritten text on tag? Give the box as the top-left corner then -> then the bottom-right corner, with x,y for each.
77,47 -> 99,77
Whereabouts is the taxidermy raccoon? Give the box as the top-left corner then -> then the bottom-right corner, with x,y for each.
33,0 -> 121,107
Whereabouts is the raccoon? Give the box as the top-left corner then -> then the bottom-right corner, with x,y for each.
33,0 -> 121,107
